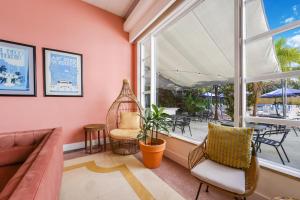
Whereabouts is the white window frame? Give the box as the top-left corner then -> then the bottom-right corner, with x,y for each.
244,18 -> 300,127
136,0 -> 300,177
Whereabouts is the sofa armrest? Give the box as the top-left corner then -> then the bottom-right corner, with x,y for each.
0,127 -> 63,200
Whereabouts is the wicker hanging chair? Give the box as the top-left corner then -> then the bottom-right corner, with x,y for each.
106,79 -> 143,155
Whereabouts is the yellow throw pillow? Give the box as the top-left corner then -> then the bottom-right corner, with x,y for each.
206,123 -> 253,169
119,112 -> 140,129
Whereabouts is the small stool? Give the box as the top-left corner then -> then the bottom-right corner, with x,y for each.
84,124 -> 106,154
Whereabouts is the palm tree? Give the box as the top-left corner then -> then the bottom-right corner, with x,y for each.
275,38 -> 300,71
251,38 -> 300,116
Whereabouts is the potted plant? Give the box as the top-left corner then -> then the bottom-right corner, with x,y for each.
137,104 -> 169,169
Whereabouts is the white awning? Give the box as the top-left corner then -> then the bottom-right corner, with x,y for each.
156,0 -> 280,88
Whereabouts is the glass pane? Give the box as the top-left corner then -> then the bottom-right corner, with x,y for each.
140,39 -> 151,109
286,76 -> 300,120
246,27 -> 300,77
246,76 -> 300,119
155,0 -> 235,141
246,79 -> 284,118
246,0 -> 300,39
248,121 -> 300,170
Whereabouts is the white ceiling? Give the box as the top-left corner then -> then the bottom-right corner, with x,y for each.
82,0 -> 136,17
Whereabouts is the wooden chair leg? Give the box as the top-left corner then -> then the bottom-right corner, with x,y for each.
84,130 -> 87,153
234,197 -> 246,200
103,129 -> 107,151
292,127 -> 298,136
89,131 -> 92,154
205,185 -> 209,192
195,182 -> 202,200
98,131 -> 101,151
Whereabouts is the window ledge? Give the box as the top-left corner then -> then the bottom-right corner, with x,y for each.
258,158 -> 300,181
159,131 -> 300,181
159,131 -> 201,145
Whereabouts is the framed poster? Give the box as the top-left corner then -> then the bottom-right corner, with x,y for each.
43,48 -> 83,97
0,40 -> 36,96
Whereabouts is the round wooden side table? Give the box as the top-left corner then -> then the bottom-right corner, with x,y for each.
84,124 -> 106,154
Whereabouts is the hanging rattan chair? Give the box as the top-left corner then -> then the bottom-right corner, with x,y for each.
106,79 -> 143,155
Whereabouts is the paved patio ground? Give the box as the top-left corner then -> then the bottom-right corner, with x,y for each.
169,120 -> 300,170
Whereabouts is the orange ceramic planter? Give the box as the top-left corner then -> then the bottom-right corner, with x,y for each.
139,138 -> 166,169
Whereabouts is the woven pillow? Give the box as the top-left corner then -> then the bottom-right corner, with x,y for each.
119,112 -> 140,129
206,123 -> 253,169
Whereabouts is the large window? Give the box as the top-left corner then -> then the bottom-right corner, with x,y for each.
138,0 -> 300,173
245,0 -> 300,171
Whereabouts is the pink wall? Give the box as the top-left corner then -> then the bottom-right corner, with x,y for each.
0,0 -> 133,144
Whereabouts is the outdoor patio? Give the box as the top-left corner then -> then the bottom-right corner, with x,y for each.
170,120 -> 300,169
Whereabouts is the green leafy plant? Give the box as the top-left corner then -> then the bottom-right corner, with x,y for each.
220,83 -> 234,120
137,104 -> 169,145
183,93 -> 208,114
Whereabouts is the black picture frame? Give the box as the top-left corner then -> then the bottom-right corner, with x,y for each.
0,39 -> 36,96
43,48 -> 83,97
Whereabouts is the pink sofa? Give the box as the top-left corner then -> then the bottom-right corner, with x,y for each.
0,128 -> 63,200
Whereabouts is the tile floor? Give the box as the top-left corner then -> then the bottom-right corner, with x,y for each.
64,149 -> 262,200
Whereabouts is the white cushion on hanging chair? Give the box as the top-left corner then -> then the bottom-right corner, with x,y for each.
110,129 -> 140,140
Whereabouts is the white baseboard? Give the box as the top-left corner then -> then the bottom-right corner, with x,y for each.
63,138 -> 108,152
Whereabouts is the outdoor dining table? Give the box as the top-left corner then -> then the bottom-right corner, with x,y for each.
220,121 -> 268,134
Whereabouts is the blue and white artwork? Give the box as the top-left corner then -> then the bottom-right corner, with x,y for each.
44,49 -> 82,96
0,40 -> 35,96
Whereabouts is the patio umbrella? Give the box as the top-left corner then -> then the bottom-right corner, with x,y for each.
260,88 -> 300,116
260,88 -> 300,98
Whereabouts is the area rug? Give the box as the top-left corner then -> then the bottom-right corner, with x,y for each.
60,152 -> 185,200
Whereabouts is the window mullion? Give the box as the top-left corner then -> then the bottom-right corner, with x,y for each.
234,0 -> 246,127
150,36 -> 156,106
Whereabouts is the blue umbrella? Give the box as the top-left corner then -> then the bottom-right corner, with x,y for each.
261,88 -> 300,98
260,88 -> 300,116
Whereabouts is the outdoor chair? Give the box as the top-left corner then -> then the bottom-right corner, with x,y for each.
255,129 -> 290,165
188,134 -> 258,200
274,125 -> 286,131
292,127 -> 299,137
172,116 -> 192,136
202,110 -> 213,122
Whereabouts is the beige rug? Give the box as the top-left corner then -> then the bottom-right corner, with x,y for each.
60,152 -> 185,200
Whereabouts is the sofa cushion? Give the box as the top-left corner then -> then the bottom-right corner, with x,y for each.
0,164 -> 22,193
0,129 -> 51,148
0,129 -> 51,167
206,123 -> 253,169
110,129 -> 140,139
191,159 -> 245,195
119,112 -> 140,129
0,146 -> 35,166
